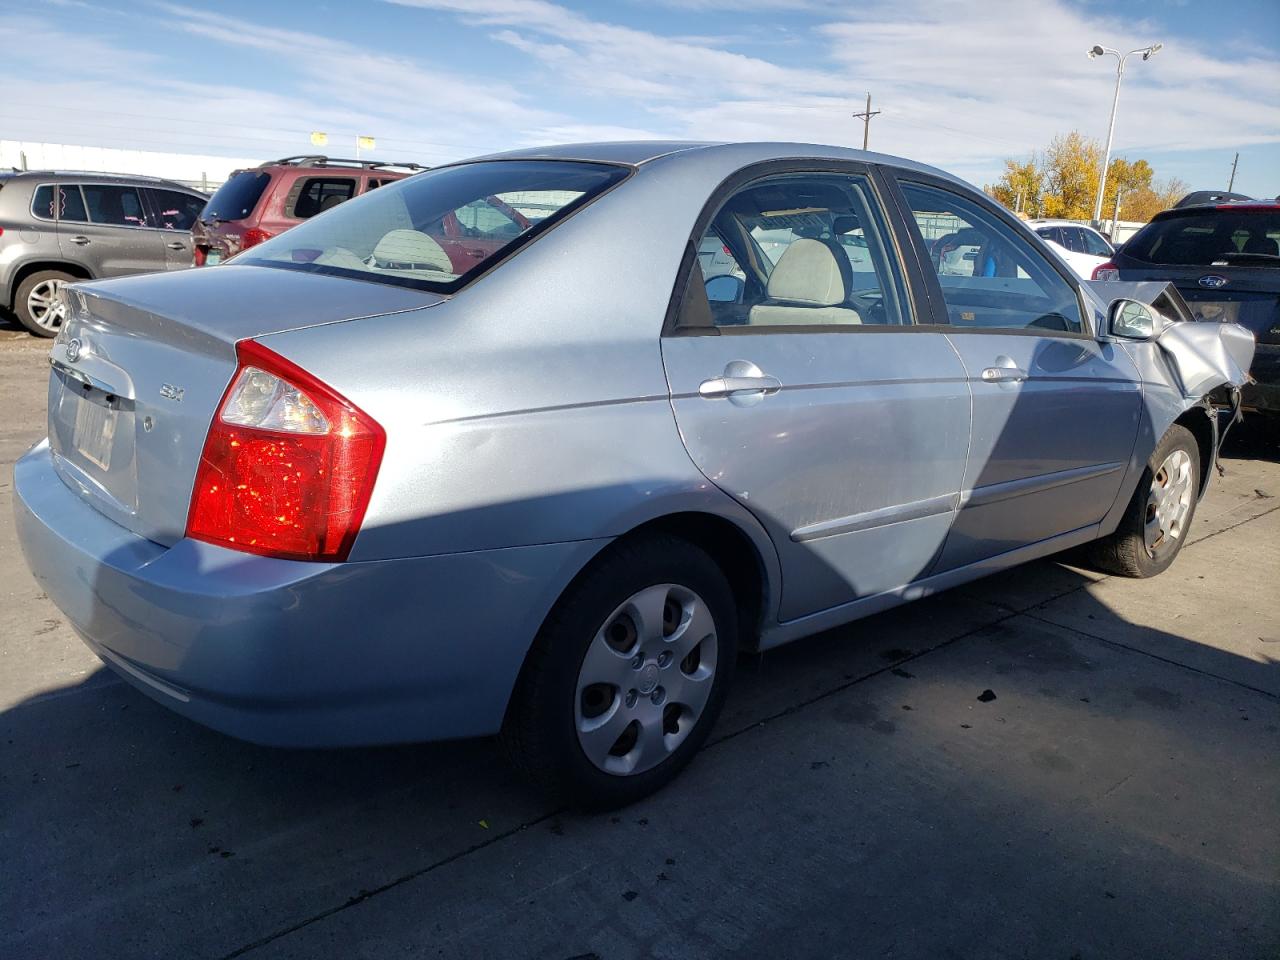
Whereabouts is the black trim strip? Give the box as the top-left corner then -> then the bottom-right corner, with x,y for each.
791,492 -> 957,542
962,461 -> 1125,509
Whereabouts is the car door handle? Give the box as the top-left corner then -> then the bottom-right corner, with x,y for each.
980,366 -> 1028,383
698,375 -> 782,398
68,235 -> 90,245
165,241 -> 186,250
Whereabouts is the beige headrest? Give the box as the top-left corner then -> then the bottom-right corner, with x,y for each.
372,229 -> 452,273
766,238 -> 848,306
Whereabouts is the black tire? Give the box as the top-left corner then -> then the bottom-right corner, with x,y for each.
14,269 -> 74,338
502,534 -> 738,810
1086,423 -> 1201,578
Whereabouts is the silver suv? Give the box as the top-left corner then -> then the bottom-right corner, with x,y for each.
0,170 -> 207,336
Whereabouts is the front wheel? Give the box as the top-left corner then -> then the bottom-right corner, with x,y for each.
1087,423 -> 1200,578
502,535 -> 738,809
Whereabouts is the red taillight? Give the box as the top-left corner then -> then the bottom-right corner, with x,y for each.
1092,261 -> 1120,281
193,246 -> 207,267
242,227 -> 273,249
185,340 -> 385,562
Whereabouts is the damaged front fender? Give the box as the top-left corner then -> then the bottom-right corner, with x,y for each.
1094,280 -> 1256,397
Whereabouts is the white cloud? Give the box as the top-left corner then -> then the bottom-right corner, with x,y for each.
389,0 -> 1280,186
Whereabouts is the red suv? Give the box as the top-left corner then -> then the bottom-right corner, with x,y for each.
191,155 -> 425,266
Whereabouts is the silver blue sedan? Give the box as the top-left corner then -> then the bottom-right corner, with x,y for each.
14,142 -> 1254,808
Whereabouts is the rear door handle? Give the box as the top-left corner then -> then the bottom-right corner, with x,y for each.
165,241 -> 186,250
980,367 -> 1027,382
68,235 -> 90,245
698,375 -> 782,397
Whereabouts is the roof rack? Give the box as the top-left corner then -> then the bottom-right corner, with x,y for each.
263,155 -> 428,172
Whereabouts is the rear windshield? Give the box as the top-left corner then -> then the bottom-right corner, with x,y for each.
202,170 -> 270,222
238,160 -> 629,293
1124,209 -> 1280,266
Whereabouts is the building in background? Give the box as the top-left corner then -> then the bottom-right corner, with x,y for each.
1,141 -> 261,193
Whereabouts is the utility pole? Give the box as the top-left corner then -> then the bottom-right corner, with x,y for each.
852,92 -> 880,151
1228,152 -> 1239,192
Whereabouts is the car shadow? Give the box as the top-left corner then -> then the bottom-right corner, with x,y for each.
2,553 -> 1276,959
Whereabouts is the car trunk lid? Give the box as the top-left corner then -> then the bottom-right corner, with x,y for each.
48,265 -> 440,546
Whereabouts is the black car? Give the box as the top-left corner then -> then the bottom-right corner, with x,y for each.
1095,199 -> 1279,420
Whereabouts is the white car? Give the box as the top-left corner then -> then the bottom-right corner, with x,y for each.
1028,219 -> 1115,279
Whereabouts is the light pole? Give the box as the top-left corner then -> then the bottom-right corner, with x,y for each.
1088,42 -> 1163,224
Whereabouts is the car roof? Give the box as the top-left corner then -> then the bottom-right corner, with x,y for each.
1153,199 -> 1280,219
1027,219 -> 1101,230
3,169 -> 201,191
463,140 -> 963,184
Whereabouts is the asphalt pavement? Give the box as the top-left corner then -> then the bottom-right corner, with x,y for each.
1,319 -> 1277,960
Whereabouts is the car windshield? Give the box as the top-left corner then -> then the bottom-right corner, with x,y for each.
238,160 -> 628,293
1124,209 -> 1280,266
202,170 -> 271,222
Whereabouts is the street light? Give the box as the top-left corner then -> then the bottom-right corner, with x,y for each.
1088,42 -> 1164,224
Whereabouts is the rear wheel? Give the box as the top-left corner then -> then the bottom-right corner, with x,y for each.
15,270 -> 74,337
1087,423 -> 1200,578
502,534 -> 737,809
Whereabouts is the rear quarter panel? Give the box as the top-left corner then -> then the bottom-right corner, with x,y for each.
255,156 -> 782,606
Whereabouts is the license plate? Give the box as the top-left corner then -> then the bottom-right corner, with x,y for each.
72,395 -> 117,471
206,250 -> 222,266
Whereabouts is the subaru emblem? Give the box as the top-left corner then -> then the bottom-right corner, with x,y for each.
64,338 -> 82,362
1198,275 -> 1228,289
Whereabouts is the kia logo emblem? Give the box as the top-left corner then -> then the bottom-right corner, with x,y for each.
1198,275 -> 1228,289
64,338 -> 82,362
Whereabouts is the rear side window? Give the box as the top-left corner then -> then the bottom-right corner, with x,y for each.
901,182 -> 1083,334
1125,210 -> 1280,266
680,172 -> 909,329
32,184 -> 88,222
149,189 -> 205,230
241,160 -> 628,293
291,177 -> 358,219
82,184 -> 148,227
202,171 -> 270,222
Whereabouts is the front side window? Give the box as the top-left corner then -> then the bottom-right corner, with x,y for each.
682,172 -> 908,329
240,160 -> 628,293
33,184 -> 88,222
81,184 -> 148,227
902,182 -> 1083,334
150,189 -> 205,231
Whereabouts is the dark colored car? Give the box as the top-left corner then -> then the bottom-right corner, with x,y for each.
0,170 -> 207,336
191,156 -> 425,266
1094,199 -> 1280,418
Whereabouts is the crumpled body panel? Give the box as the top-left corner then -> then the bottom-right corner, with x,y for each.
1156,321 -> 1255,398
1092,279 -> 1256,397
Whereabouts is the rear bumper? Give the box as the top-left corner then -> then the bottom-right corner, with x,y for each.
14,440 -> 607,747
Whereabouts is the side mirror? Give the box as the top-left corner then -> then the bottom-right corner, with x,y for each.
705,274 -> 745,304
1108,299 -> 1165,341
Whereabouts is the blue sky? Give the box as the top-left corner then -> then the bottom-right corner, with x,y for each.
3,0 -> 1278,197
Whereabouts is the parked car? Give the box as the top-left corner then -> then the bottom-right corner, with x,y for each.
14,142 -> 1254,808
1094,198 -> 1279,420
1027,218 -> 1114,279
0,170 -> 207,336
191,155 -> 426,267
